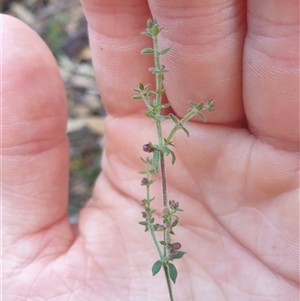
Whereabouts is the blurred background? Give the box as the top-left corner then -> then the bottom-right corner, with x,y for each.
3,0 -> 104,222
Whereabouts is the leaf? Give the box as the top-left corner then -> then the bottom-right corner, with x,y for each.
156,89 -> 166,95
159,240 -> 167,246
189,101 -> 197,107
151,25 -> 160,36
181,125 -> 189,137
196,103 -> 204,111
164,138 -> 174,147
207,99 -> 215,112
138,82 -> 144,90
141,48 -> 154,54
152,151 -> 160,173
138,221 -> 148,226
169,149 -> 176,165
159,47 -> 171,55
147,19 -> 155,28
169,113 -> 179,124
152,260 -> 162,276
171,251 -> 186,260
145,111 -> 155,119
161,102 -> 170,109
168,263 -> 178,284
171,218 -> 179,227
141,29 -> 153,37
132,95 -> 142,100
197,112 -> 206,122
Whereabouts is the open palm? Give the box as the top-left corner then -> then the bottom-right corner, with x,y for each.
3,1 -> 299,300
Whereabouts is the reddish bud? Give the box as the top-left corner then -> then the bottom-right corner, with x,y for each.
142,143 -> 153,153
171,242 -> 181,250
141,178 -> 148,185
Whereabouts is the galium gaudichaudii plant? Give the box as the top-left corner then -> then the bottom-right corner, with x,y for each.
132,19 -> 215,301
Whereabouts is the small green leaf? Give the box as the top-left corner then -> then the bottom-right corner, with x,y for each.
140,157 -> 147,164
156,89 -> 166,95
169,113 -> 179,124
152,151 -> 160,173
164,138 -> 174,147
138,83 -> 144,90
168,263 -> 178,284
138,221 -> 148,226
171,218 -> 179,227
141,48 -> 154,54
141,30 -> 152,37
145,111 -> 155,119
169,149 -> 176,165
197,112 -> 206,122
171,251 -> 186,260
147,19 -> 154,28
189,101 -> 197,107
132,95 -> 142,100
181,125 -> 189,137
196,103 -> 204,111
152,260 -> 162,276
152,25 -> 160,36
161,102 -> 170,109
159,241 -> 167,246
159,47 -> 171,55
207,99 -> 215,112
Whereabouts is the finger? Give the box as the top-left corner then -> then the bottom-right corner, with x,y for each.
80,0 -> 153,116
244,0 -> 299,150
81,0 -> 247,125
148,0 -> 247,125
2,16 -> 72,245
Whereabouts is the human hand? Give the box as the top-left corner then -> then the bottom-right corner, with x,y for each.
2,1 -> 299,300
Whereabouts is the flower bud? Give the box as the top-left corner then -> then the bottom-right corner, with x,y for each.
141,178 -> 148,185
142,143 -> 153,153
155,224 -> 165,231
170,248 -> 178,256
171,242 -> 181,250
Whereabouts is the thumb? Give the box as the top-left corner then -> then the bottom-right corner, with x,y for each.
2,16 -> 72,255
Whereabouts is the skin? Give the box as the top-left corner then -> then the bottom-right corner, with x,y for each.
2,0 -> 299,300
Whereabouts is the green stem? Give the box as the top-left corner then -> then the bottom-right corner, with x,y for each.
166,108 -> 199,144
164,265 -> 175,301
149,224 -> 163,259
152,25 -> 174,300
152,33 -> 162,107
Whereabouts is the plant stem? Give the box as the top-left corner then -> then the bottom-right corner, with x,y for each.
164,265 -> 175,301
152,33 -> 162,107
166,108 -> 199,143
149,223 -> 163,259
152,26 -> 174,300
